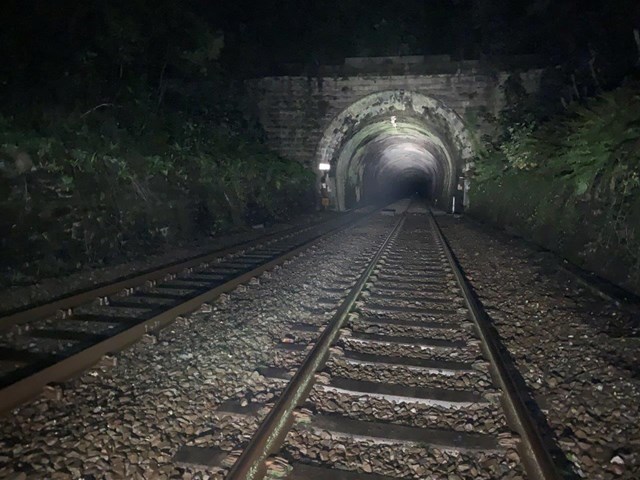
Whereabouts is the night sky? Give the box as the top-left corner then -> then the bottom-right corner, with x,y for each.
1,0 -> 639,86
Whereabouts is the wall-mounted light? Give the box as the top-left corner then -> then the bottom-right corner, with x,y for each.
318,163 -> 331,171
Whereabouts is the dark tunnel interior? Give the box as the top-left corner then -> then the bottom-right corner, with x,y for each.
361,163 -> 434,206
316,91 -> 471,212
329,119 -> 458,211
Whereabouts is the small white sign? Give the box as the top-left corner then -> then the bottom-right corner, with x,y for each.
318,163 -> 331,171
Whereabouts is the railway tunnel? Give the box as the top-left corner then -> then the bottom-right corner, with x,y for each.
316,90 -> 474,211
3,3 -> 639,477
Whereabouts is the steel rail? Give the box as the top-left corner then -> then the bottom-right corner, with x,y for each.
225,215 -> 406,480
427,211 -> 561,480
0,212 -> 370,415
0,215 -> 353,331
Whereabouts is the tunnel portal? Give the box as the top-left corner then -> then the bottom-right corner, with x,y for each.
246,57 -> 544,211
316,90 -> 472,211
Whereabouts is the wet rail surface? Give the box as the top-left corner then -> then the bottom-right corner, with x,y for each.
0,210 -> 373,414
173,207 -> 559,479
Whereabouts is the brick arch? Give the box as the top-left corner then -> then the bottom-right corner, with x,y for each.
315,90 -> 474,210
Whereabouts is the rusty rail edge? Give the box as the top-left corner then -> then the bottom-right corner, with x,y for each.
0,212 -> 367,331
427,211 -> 561,480
225,215 -> 406,480
0,210 -> 374,415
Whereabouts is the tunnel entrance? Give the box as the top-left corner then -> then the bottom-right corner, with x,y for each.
361,163 -> 434,205
315,91 -> 473,211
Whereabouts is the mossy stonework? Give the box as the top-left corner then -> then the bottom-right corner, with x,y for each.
246,63 -> 544,210
317,90 -> 472,210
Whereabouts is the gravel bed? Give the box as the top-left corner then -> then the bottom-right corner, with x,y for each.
357,310 -> 469,326
339,336 -> 483,363
0,213 -> 397,479
438,215 -> 640,479
194,377 -> 286,452
269,349 -> 312,370
277,330 -> 322,345
357,297 -> 464,313
283,425 -> 525,479
275,214 -> 521,479
349,318 -> 473,341
325,358 -> 494,392
366,288 -> 461,302
356,305 -> 468,320
306,388 -> 509,434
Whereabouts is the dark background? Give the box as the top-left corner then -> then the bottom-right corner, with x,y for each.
2,0 -> 639,94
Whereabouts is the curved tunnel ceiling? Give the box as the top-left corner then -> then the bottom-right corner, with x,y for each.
316,90 -> 474,211
334,116 -> 455,209
359,130 -> 442,195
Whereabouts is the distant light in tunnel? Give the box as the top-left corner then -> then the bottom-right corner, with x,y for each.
391,143 -> 426,156
318,163 -> 331,171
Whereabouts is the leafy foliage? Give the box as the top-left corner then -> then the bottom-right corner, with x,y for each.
0,3 -> 315,284
0,109 -> 314,283
470,81 -> 640,292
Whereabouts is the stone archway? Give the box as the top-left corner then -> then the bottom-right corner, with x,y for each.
315,90 -> 474,211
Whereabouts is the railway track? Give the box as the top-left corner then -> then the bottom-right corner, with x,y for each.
174,204 -> 559,479
0,209 -> 374,414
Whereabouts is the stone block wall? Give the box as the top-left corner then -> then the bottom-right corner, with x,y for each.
245,69 -> 542,169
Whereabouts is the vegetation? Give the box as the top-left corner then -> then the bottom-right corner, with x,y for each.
0,112 -> 313,282
1,0 -> 638,285
470,79 -> 640,293
0,2 -> 314,284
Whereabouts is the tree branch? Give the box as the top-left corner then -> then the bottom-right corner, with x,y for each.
80,103 -> 114,119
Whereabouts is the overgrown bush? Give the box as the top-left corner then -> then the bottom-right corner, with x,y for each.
470,81 -> 640,293
0,2 -> 317,286
0,109 -> 314,284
